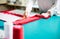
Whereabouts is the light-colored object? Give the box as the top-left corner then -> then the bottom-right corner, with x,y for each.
48,0 -> 60,16
0,12 -> 22,39
0,30 -> 5,38
0,12 -> 22,22
21,0 -> 27,6
41,13 -> 50,18
26,0 -> 56,14
8,9 -> 24,15
4,22 -> 13,39
9,9 -> 39,17
8,22 -> 13,39
4,22 -> 9,39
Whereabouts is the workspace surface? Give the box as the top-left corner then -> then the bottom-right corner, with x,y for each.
23,16 -> 60,39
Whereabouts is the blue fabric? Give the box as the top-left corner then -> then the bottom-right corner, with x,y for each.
0,20 -> 4,30
23,16 -> 60,39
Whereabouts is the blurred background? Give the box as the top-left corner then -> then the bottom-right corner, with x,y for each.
0,0 -> 39,13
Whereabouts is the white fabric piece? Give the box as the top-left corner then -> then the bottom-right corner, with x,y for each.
41,13 -> 50,18
4,22 -> 14,39
0,30 -> 5,38
0,13 -> 22,22
4,22 -> 9,39
9,9 -> 24,15
8,22 -> 13,39
9,9 -> 39,17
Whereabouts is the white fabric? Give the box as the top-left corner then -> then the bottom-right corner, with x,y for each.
4,22 -> 9,39
0,13 -> 22,22
4,22 -> 13,39
9,9 -> 38,17
41,13 -> 50,18
9,9 -> 24,15
0,30 -> 5,38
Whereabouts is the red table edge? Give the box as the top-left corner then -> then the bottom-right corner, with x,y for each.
13,14 -> 50,25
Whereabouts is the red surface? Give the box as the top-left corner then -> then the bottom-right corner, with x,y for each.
13,15 -> 42,25
13,14 -> 50,25
13,25 -> 23,39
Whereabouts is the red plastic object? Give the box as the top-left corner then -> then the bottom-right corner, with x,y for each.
13,25 -> 23,39
13,14 -> 50,25
13,15 -> 42,25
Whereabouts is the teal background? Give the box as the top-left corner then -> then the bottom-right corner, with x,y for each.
0,20 -> 4,30
23,16 -> 60,39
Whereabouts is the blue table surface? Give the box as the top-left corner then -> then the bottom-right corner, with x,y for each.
23,16 -> 60,39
